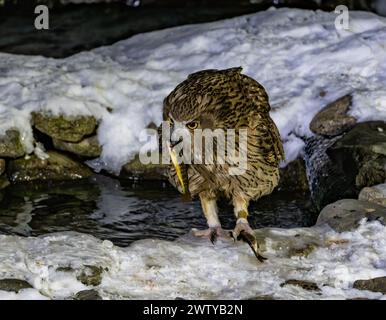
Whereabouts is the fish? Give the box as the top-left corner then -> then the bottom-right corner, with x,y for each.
167,142 -> 192,202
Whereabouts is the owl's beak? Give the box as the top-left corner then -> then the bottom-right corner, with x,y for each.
167,141 -> 187,193
170,137 -> 183,149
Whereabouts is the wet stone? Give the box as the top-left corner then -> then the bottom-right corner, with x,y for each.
74,289 -> 102,300
310,94 -> 356,137
32,112 -> 97,143
359,183 -> 386,207
278,157 -> 309,192
121,154 -> 168,180
280,279 -> 321,292
353,277 -> 386,294
76,265 -> 104,287
8,151 -> 92,183
0,130 -> 25,158
0,278 -> 33,293
53,135 -> 101,158
316,199 -> 386,232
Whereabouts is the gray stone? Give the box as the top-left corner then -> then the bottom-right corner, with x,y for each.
8,151 -> 92,183
32,112 -> 97,142
0,130 -> 25,158
353,277 -> 386,294
305,121 -> 386,211
310,95 -> 357,137
74,289 -> 102,300
280,279 -> 321,292
53,135 -> 101,158
328,121 -> 386,190
316,199 -> 386,232
121,154 -> 168,180
76,265 -> 104,287
359,183 -> 386,207
0,278 -> 33,293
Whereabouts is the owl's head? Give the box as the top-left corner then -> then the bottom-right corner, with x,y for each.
161,67 -> 270,154
164,68 -> 237,138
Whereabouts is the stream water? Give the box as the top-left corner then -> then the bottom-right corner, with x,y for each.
0,175 -> 317,246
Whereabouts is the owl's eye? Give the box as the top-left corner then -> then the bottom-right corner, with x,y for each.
168,118 -> 174,126
186,121 -> 199,130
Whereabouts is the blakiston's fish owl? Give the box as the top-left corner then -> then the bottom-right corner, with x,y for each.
161,67 -> 284,260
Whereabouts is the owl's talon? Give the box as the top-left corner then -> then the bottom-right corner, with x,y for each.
192,227 -> 231,244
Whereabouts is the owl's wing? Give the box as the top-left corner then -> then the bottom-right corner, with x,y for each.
249,113 -> 284,167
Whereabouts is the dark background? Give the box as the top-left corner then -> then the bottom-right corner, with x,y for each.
0,0 -> 384,58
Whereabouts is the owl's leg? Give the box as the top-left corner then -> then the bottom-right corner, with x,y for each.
232,197 -> 266,262
192,192 -> 230,244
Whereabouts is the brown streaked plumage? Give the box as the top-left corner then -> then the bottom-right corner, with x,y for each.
160,67 -> 284,260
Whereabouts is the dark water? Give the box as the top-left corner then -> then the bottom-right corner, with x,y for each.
0,175 -> 316,246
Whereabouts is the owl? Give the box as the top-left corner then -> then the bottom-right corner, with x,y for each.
160,67 -> 284,260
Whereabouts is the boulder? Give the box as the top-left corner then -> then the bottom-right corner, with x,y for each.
0,279 -> 33,293
0,130 -> 25,158
53,135 -> 101,158
359,184 -> 386,207
305,121 -> 386,211
316,199 -> 386,232
328,121 -> 386,190
32,112 -> 97,142
76,265 -> 104,287
280,279 -> 321,292
121,154 -> 168,180
278,157 -> 309,192
353,277 -> 386,294
310,95 -> 356,137
8,151 -> 92,183
74,289 -> 102,300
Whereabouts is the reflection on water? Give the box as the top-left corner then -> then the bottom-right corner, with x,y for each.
0,175 -> 316,246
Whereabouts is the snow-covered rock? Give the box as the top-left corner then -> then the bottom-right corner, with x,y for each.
0,8 -> 386,174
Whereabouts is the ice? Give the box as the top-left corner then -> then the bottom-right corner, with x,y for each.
0,221 -> 385,300
0,8 -> 386,173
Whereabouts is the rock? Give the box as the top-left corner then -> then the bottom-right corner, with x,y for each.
121,154 -> 168,180
0,159 -> 5,175
0,175 -> 10,189
278,157 -> 309,192
288,244 -> 315,258
359,184 -> 386,207
328,121 -> 386,190
316,199 -> 386,232
32,113 -> 97,143
353,277 -> 386,294
0,130 -> 25,158
76,265 -> 104,287
305,121 -> 386,211
7,151 -> 92,183
0,278 -> 33,293
74,289 -> 102,300
248,295 -> 275,300
310,95 -> 357,137
53,136 -> 101,158
280,279 -> 321,292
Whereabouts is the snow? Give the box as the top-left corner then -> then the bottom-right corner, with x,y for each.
0,220 -> 385,300
1,8 -> 386,172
